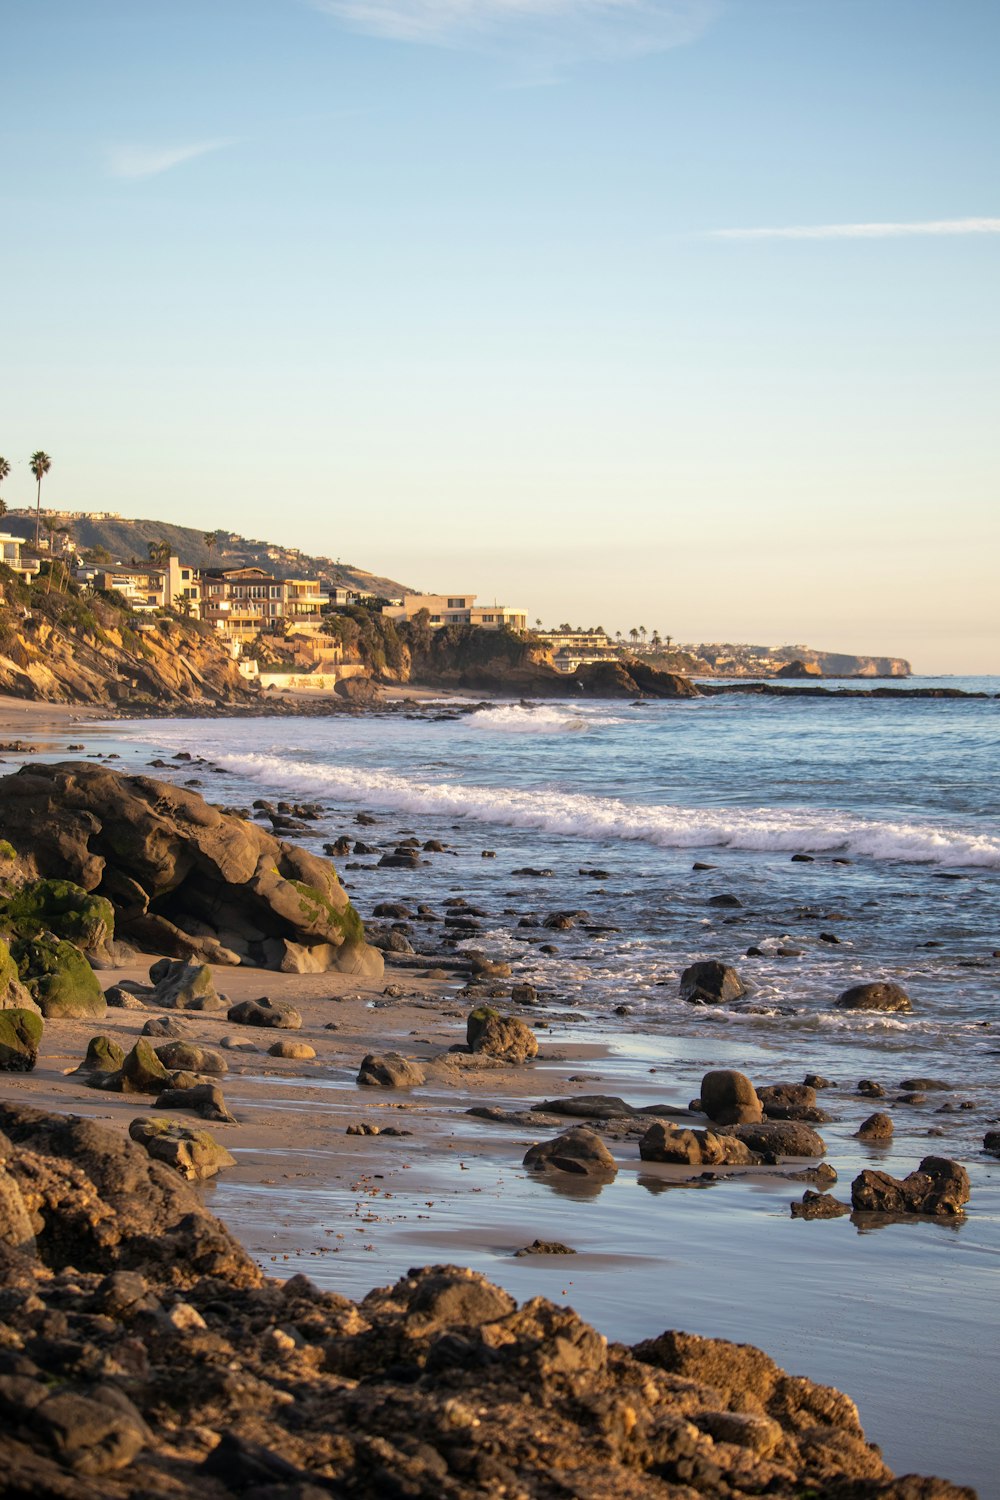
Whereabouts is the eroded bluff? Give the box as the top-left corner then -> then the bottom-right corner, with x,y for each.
0,762 -> 382,976
0,1104 -> 974,1500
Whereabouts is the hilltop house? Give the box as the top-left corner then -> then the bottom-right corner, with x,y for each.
382,593 -> 527,632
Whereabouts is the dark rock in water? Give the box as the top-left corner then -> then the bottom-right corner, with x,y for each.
680,960 -> 747,1006
836,981 -> 912,1013
227,997 -> 302,1030
148,958 -> 224,1012
0,1103 -> 973,1497
719,1121 -> 826,1158
984,1131 -> 1000,1158
791,1191 -> 851,1219
513,866 -> 555,878
851,1157 -> 970,1216
858,1079 -> 885,1097
791,853 -> 814,862
154,1082 -> 235,1124
356,1052 -> 426,1088
378,846 -> 421,868
819,932 -> 841,944
325,837 -> 352,856
804,1074 -> 834,1089
353,840 -> 380,855
511,982 -> 539,1004
74,1034 -> 125,1074
639,1122 -> 759,1166
757,1083 -> 829,1122
514,1239 -> 577,1256
897,1092 -> 928,1106
692,861 -> 716,871
784,1161 -> 839,1188
535,1094 -> 637,1119
523,1127 -> 617,1179
707,893 -> 743,908
745,945 -> 764,957
373,902 -> 412,919
466,1006 -> 538,1063
899,1077 -> 952,1091
857,1112 -> 894,1141
129,1117 -> 235,1180
0,1008 -> 43,1072
701,1070 -> 763,1126
578,868 -> 611,880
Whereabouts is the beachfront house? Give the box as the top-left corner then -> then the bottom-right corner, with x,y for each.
382,593 -> 528,632
0,533 -> 41,584
199,566 -> 324,641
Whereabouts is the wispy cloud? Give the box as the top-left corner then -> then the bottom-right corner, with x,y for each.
311,0 -> 718,64
107,138 -> 236,181
708,217 -> 1000,242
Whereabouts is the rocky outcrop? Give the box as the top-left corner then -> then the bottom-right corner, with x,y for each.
852,1157 -> 970,1216
0,762 -> 380,975
0,1105 -> 972,1497
523,1126 -> 618,1179
680,960 -> 747,1005
466,1005 -> 538,1063
836,981 -> 913,1013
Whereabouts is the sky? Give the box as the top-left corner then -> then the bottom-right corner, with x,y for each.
2,0 -> 998,673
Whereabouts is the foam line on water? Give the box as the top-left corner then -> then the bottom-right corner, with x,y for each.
210,751 -> 1000,869
467,704 -> 627,733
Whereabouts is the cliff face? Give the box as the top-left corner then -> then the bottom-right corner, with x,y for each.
0,576 -> 252,708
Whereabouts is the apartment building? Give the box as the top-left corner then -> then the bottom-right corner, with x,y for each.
200,567 -> 323,640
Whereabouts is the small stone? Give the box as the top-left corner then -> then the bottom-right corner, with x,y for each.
857,1112 -> 893,1141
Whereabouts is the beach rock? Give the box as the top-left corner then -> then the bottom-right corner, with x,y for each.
153,1040 -> 227,1076
514,1239 -> 577,1256
858,1078 -> 885,1097
857,1112 -> 894,1141
466,1006 -> 538,1063
700,1069 -> 764,1125
0,1100 -> 259,1282
0,936 -> 37,1012
523,1127 -> 617,1179
680,960 -> 747,1006
148,958 -> 224,1012
534,1094 -> 637,1119
639,1122 -> 759,1166
464,951 -> 513,979
379,847 -> 421,869
804,1073 -> 833,1089
836,981 -> 913,1013
140,1014 -> 189,1039
74,1034 -> 125,1074
105,1039 -> 173,1095
278,937 -> 384,978
984,1131 -> 1000,1157
129,1117 -> 236,1180
900,1076 -> 952,1091
757,1082 -> 828,1122
227,997 -> 302,1029
0,1008 -> 43,1071
0,762 -> 378,975
851,1157 -> 970,1216
14,935 -> 106,1019
104,983 -> 147,1010
719,1121 -> 827,1158
268,1039 -> 316,1059
790,1191 -> 851,1219
707,893 -> 743,908
154,1082 -> 236,1123
356,1052 -> 426,1088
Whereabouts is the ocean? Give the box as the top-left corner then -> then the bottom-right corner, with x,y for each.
39,679 -> 1000,1492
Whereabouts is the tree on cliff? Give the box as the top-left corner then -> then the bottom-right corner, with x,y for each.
148,540 -> 171,568
204,530 -> 223,561
0,457 -> 10,515
30,451 -> 51,550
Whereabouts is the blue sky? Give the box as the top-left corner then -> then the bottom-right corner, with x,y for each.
2,0 -> 997,670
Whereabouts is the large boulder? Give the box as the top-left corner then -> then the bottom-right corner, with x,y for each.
13,936 -> 106,1019
148,959 -> 225,1012
0,878 -> 115,964
357,1052 -> 426,1088
835,981 -> 912,1013
700,1070 -> 763,1125
0,937 -> 37,1013
639,1123 -> 759,1166
851,1157 -> 970,1216
523,1127 -> 617,1179
757,1083 -> 828,1123
154,1040 -> 226,1076
0,762 -> 379,974
128,1118 -> 236,1181
680,960 -> 747,1006
154,1083 -> 236,1124
0,1009 -> 43,1072
718,1121 -> 827,1158
74,1035 -> 126,1075
227,997 -> 302,1030
0,1101 -> 259,1283
466,1006 -> 538,1063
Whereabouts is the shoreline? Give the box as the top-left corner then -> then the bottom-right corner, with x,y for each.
0,706 -> 996,1493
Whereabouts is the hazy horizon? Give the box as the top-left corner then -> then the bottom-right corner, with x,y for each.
3,0 -> 997,674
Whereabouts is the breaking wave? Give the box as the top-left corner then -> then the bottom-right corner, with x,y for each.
209,752 -> 1000,869
468,704 -> 626,734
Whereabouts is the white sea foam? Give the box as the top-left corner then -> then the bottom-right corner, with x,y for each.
467,704 -> 626,733
206,752 -> 1000,869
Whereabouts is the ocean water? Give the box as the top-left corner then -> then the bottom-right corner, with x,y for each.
34,683 -> 1000,1491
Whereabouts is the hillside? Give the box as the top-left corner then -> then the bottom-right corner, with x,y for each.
0,511 -> 411,599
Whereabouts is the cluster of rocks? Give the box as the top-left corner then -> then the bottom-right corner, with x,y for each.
0,1101 -> 972,1499
678,960 -> 915,1014
0,762 -> 383,977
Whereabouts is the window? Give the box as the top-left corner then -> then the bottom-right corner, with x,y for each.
481,614 -> 495,623
447,597 -> 467,608
430,615 -> 441,623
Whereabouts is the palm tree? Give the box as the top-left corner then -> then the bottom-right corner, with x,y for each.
629,627 -> 639,646
204,530 -> 223,562
30,451 -> 51,550
0,457 -> 10,517
148,540 -> 171,568
639,624 -> 647,646
41,515 -> 60,592
173,592 -> 193,618
651,630 -> 662,652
